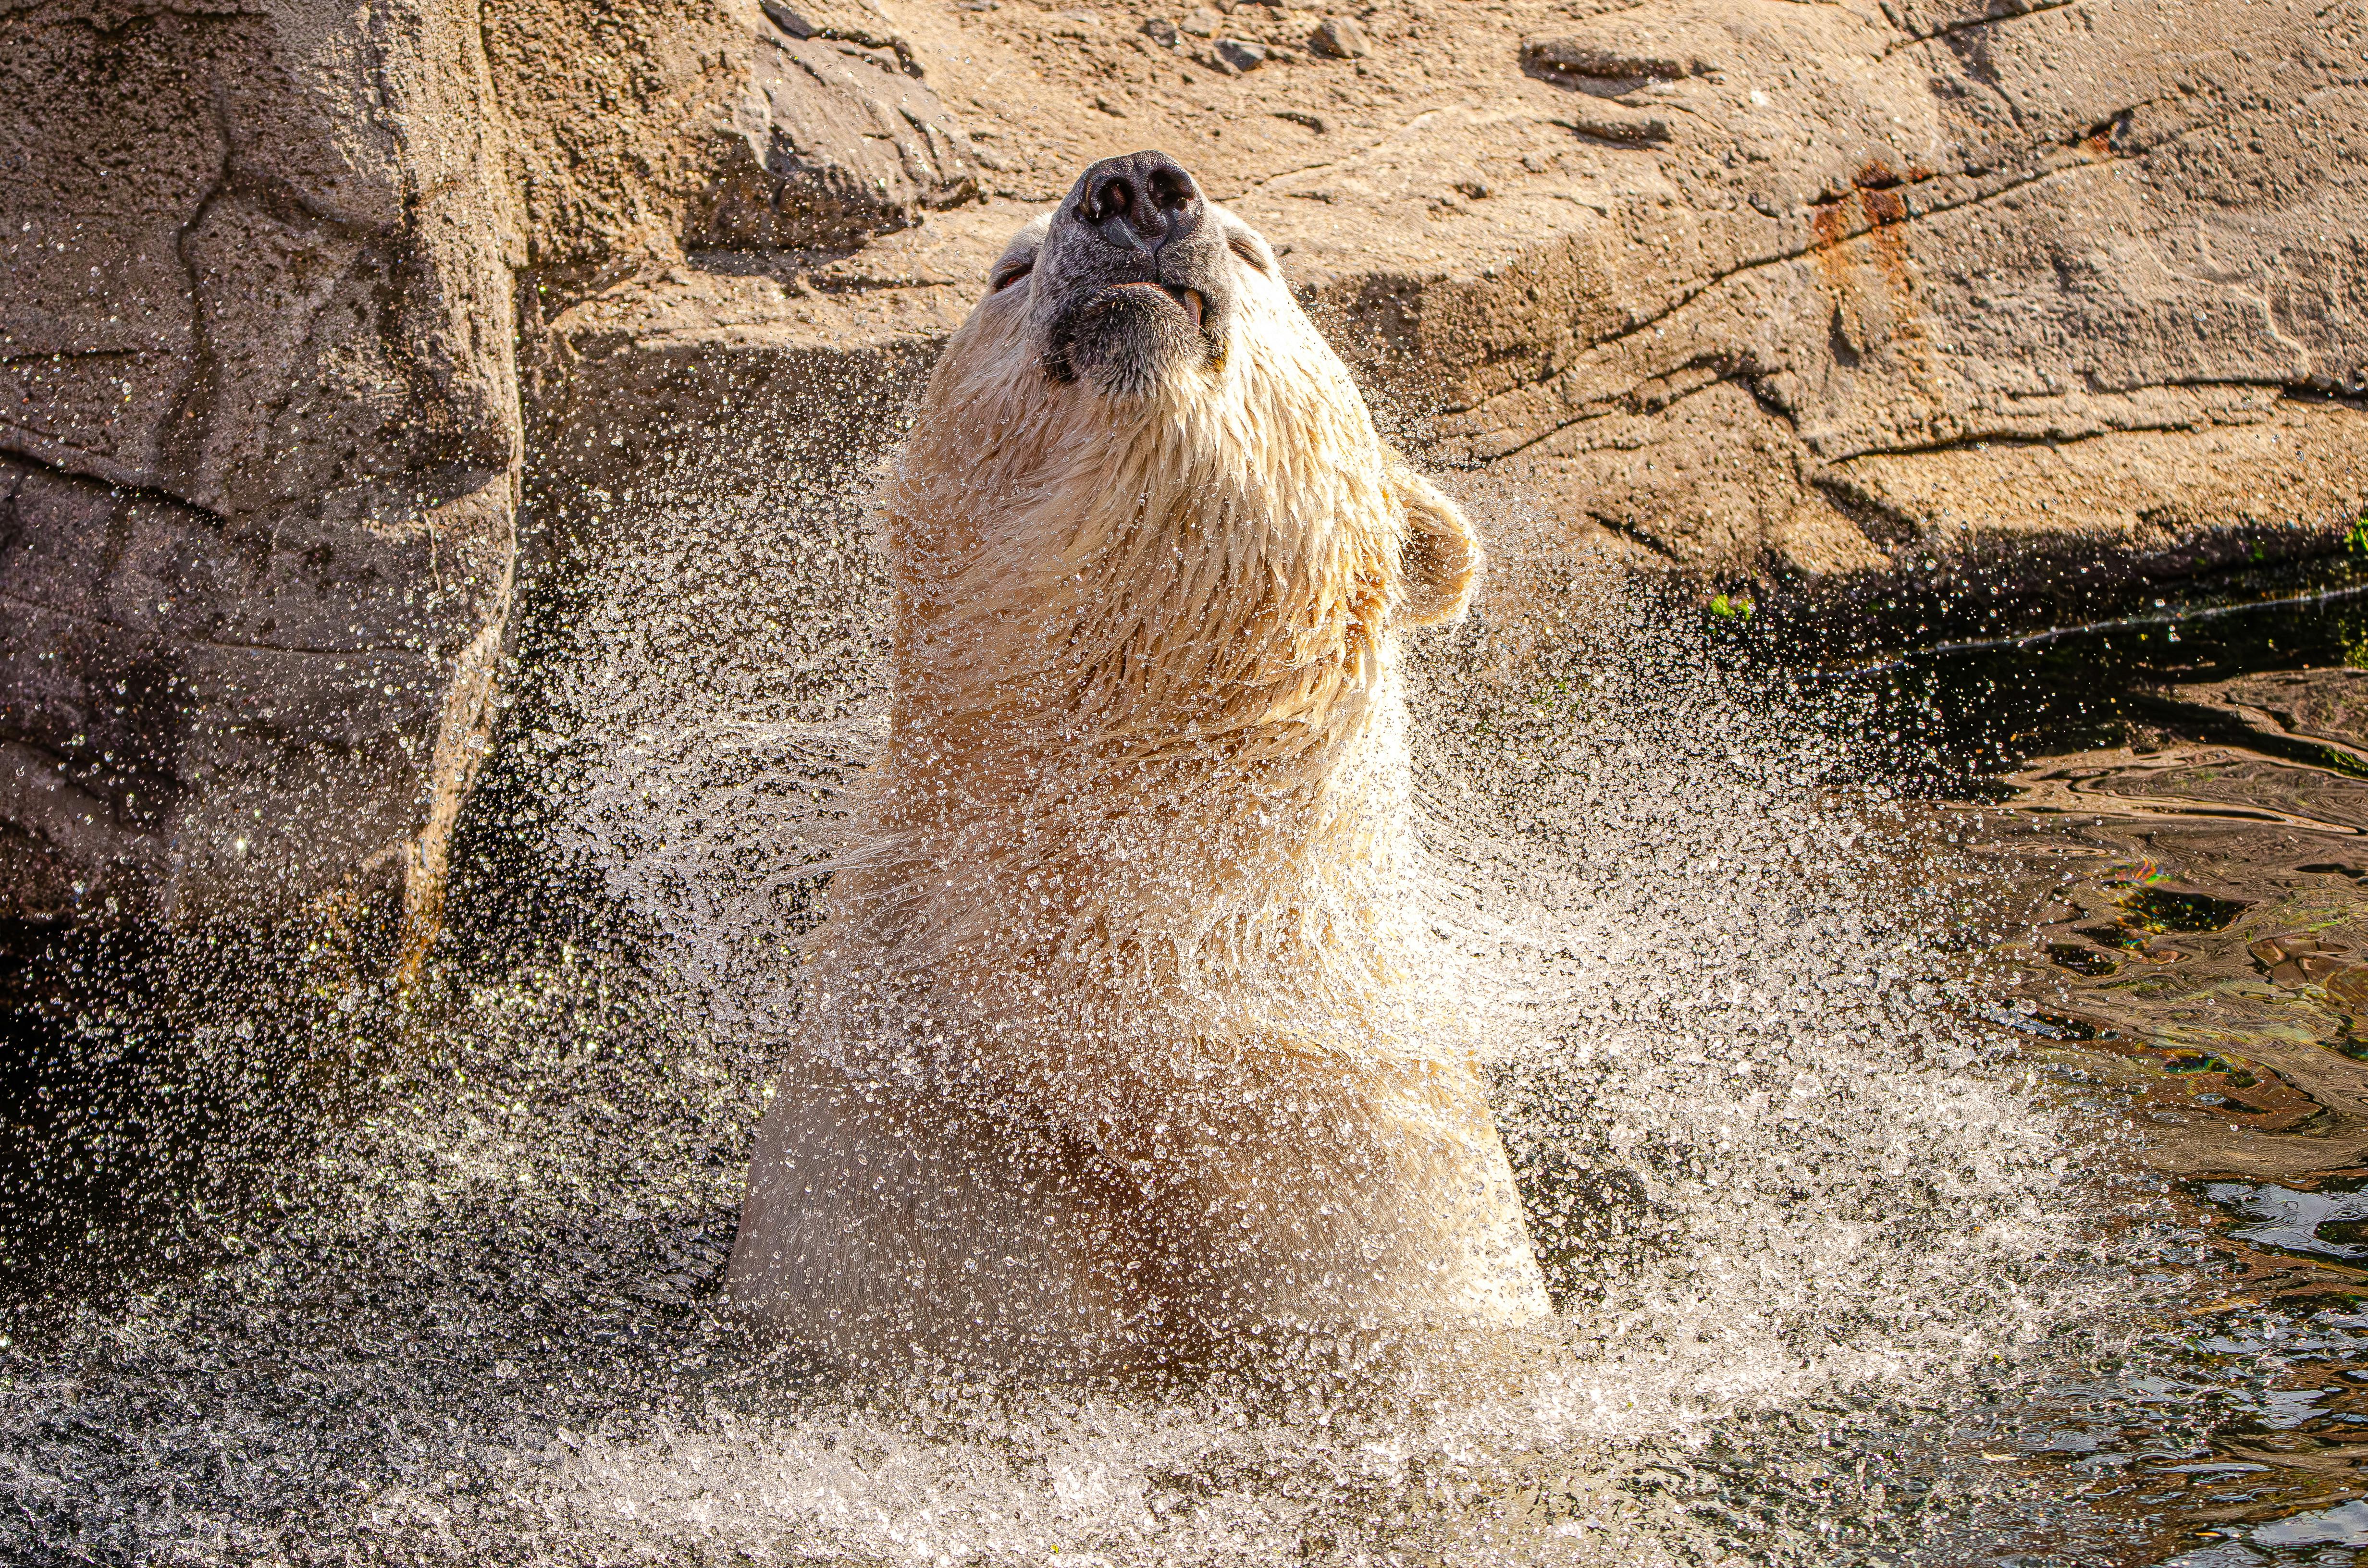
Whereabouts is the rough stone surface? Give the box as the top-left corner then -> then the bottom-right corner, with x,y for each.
481,0 -> 979,289
0,0 -> 996,935
694,22 -> 978,252
0,0 -> 519,945
1468,0 -> 2368,609
527,0 -> 2367,627
527,203 -> 1013,499
9,0 -> 2368,931
1307,16 -> 1365,60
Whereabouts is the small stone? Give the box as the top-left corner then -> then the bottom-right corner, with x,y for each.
1181,8 -> 1221,36
1307,15 -> 1367,57
1216,37 -> 1267,71
759,0 -> 820,38
1142,15 -> 1180,46
1096,94 -> 1128,117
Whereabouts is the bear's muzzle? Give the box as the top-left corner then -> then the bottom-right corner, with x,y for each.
1034,150 -> 1233,395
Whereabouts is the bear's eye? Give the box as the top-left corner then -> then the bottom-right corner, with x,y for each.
992,260 -> 1033,293
1227,233 -> 1269,273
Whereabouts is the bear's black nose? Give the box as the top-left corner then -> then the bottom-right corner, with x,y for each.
1074,151 -> 1203,257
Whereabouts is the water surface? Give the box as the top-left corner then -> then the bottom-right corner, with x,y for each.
1836,585 -> 2368,1566
5,461 -> 2366,1564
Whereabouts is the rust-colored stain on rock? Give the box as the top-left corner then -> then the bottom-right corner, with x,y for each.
1809,159 -> 1927,377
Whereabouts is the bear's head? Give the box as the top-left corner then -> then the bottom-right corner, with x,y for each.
886,151 -> 1480,797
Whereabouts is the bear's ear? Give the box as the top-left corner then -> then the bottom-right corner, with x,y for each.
988,212 -> 1053,296
1387,453 -> 1482,626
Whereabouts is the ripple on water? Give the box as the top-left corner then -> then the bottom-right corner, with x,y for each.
19,453 -> 2350,1564
1847,591 -> 2368,1563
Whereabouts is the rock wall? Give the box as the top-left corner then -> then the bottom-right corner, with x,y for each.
1472,0 -> 2368,625
5,0 -> 2365,934
525,0 -> 2368,627
0,0 -> 519,955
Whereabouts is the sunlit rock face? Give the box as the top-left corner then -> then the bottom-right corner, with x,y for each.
694,0 -> 980,252
526,0 -> 2368,642
0,0 -> 519,949
1479,0 -> 2368,625
726,158 -> 1551,1374
0,0 -> 979,942
10,0 -> 2364,933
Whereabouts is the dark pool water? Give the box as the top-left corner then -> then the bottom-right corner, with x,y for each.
6,551 -> 2368,1566
1827,581 -> 2368,1566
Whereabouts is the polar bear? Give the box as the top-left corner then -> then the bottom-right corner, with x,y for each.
728,151 -> 1549,1376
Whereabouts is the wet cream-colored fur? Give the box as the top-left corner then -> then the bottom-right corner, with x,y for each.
728,205 -> 1549,1375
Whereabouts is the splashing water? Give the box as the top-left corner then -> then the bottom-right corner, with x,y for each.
0,424 -> 2128,1565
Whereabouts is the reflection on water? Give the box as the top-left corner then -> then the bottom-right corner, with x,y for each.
7,462 -> 2368,1564
1837,584 -> 2368,1564
2208,1185 -> 2368,1262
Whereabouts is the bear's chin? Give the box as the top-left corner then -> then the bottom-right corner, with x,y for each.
1043,284 -> 1221,398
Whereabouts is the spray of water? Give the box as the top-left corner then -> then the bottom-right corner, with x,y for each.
0,414 -> 2117,1564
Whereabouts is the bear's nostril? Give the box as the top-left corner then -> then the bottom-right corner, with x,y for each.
1091,175 -> 1135,222
1147,165 -> 1197,212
